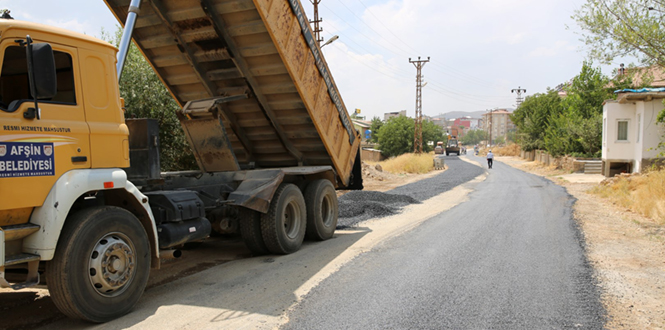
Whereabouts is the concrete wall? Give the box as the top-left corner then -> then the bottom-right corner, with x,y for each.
361,148 -> 384,162
603,101 -> 636,162
637,100 -> 665,162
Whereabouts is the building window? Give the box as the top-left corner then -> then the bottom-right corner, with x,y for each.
637,114 -> 641,143
617,120 -> 629,142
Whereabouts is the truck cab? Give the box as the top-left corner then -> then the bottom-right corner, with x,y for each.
0,19 -> 158,321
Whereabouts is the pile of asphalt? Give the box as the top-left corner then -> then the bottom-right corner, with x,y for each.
337,157 -> 485,229
336,191 -> 420,228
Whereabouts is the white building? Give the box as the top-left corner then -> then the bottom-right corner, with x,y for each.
602,91 -> 665,176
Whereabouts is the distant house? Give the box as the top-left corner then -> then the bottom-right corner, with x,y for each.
480,109 -> 515,144
352,119 -> 372,142
614,64 -> 665,88
383,110 -> 406,121
602,90 -> 665,176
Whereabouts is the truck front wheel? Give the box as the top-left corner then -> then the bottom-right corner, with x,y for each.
260,183 -> 307,254
45,206 -> 151,323
304,179 -> 338,241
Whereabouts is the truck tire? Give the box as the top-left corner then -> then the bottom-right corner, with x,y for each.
260,183 -> 307,254
238,208 -> 269,255
45,206 -> 150,323
304,179 -> 338,241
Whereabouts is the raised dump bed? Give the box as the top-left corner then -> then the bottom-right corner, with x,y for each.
104,0 -> 361,188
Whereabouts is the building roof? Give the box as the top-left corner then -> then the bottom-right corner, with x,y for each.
615,66 -> 665,88
352,119 -> 371,128
614,88 -> 665,104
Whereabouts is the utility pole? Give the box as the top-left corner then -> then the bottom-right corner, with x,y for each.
511,86 -> 526,108
486,109 -> 493,148
309,0 -> 323,46
409,56 -> 430,154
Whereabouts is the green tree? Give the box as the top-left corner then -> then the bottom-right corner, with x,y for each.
563,61 -> 610,118
573,0 -> 665,68
510,89 -> 563,151
506,130 -> 516,143
461,129 -> 486,145
544,62 -> 611,157
377,116 -> 414,157
105,28 -> 196,171
369,116 -> 383,143
573,0 -> 665,129
422,120 -> 445,153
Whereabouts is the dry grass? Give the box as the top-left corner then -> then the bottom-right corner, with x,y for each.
492,144 -> 521,156
478,144 -> 521,157
374,153 -> 434,174
590,169 -> 665,224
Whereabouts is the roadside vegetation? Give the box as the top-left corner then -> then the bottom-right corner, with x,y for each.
366,153 -> 434,174
371,115 -> 446,158
488,144 -> 521,157
590,169 -> 665,225
510,61 -> 637,159
573,0 -> 665,154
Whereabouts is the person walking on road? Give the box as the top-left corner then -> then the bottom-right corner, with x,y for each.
487,150 -> 494,169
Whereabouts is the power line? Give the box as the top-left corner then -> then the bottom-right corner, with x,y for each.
323,1 -> 500,88
337,0 -> 499,88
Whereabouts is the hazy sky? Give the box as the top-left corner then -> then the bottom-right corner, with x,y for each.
1,0 -> 627,120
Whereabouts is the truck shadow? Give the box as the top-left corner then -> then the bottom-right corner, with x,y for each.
15,228 -> 370,329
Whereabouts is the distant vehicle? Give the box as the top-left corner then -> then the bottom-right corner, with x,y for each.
445,138 -> 460,156
434,141 -> 444,154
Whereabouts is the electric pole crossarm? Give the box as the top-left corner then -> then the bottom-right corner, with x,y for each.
309,0 -> 323,45
511,86 -> 527,107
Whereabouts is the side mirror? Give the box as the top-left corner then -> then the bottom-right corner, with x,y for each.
27,42 -> 57,99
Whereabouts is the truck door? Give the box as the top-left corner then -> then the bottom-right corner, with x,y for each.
78,48 -> 129,169
0,41 -> 90,212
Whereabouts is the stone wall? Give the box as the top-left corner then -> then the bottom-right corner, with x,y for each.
361,148 -> 384,162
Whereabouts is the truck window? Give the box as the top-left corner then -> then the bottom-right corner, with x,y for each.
0,45 -> 76,112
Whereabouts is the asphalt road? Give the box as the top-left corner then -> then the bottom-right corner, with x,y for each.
337,155 -> 485,227
1,154 -> 604,329
281,154 -> 605,329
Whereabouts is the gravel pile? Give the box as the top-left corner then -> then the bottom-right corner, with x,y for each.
336,191 -> 420,228
337,157 -> 484,229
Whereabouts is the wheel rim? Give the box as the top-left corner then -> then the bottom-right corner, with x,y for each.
88,232 -> 136,297
283,199 -> 302,239
321,194 -> 334,227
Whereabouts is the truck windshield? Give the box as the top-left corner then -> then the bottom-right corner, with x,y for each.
0,45 -> 76,112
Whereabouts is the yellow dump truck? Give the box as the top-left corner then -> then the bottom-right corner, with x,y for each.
0,0 -> 361,322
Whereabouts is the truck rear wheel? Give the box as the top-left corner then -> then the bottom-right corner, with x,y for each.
238,208 -> 269,255
45,206 -> 150,323
260,183 -> 307,254
304,179 -> 338,241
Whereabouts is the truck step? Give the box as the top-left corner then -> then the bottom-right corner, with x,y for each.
4,253 -> 40,267
1,254 -> 40,290
0,223 -> 40,241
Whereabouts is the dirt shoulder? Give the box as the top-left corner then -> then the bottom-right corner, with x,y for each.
497,156 -> 665,330
358,161 -> 446,192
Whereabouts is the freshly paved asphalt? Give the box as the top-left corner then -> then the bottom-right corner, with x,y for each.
281,154 -> 605,329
